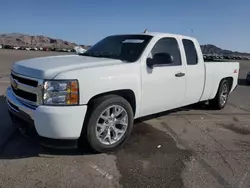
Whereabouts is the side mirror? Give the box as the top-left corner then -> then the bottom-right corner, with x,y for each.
147,53 -> 173,68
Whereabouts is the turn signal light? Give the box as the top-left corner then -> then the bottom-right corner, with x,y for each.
67,81 -> 79,105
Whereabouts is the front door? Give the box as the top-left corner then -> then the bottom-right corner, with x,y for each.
141,37 -> 186,116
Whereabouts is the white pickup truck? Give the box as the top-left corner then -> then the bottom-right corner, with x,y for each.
6,32 -> 239,152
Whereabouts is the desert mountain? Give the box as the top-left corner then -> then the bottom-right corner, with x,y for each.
201,44 -> 250,56
0,33 -> 78,48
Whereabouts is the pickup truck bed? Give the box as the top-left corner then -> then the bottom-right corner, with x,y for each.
200,62 -> 239,102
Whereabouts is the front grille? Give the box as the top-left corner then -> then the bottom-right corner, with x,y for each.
11,86 -> 37,102
11,73 -> 38,87
10,72 -> 43,105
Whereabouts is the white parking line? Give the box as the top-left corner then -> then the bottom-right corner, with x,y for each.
0,75 -> 9,84
0,80 -> 9,83
89,163 -> 114,180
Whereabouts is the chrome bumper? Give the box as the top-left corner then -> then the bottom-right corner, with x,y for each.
6,87 -> 35,120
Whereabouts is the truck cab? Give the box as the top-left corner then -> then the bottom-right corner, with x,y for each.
139,33 -> 207,116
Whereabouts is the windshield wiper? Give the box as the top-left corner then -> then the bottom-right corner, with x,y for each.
80,52 -> 92,57
96,54 -> 115,59
80,52 -> 118,59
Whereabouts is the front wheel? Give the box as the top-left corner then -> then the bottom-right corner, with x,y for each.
83,95 -> 134,153
209,79 -> 230,109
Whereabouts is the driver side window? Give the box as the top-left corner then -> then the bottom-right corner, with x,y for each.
151,37 -> 182,66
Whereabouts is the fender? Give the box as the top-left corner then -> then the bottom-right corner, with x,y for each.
209,77 -> 234,100
54,62 -> 142,118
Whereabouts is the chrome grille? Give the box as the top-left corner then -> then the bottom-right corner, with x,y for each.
10,71 -> 43,106
11,73 -> 38,87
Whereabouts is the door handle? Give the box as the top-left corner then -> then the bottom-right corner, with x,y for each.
175,72 -> 185,77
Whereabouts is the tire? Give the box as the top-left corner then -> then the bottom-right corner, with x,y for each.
209,79 -> 229,110
82,95 -> 134,153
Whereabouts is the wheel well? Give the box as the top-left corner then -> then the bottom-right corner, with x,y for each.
87,89 -> 136,115
224,77 -> 233,91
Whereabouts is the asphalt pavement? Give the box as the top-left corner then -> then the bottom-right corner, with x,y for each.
0,49 -> 250,188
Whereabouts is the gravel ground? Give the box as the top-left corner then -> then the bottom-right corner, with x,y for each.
0,49 -> 250,188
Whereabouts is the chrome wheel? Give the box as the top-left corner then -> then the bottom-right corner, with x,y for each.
220,83 -> 228,106
95,105 -> 128,145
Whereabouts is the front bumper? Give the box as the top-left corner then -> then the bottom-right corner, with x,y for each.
6,87 -> 87,142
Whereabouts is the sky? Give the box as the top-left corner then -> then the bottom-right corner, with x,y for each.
0,0 -> 250,52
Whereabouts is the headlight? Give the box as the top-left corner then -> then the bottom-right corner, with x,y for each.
43,80 -> 79,105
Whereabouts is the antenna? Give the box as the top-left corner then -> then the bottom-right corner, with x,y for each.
189,29 -> 194,36
143,28 -> 148,33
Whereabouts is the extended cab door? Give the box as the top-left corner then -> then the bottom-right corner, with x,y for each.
180,38 -> 205,105
140,37 -> 186,116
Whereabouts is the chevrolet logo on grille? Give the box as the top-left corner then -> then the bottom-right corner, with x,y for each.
11,78 -> 18,90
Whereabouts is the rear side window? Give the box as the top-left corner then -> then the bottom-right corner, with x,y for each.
151,37 -> 182,66
182,39 -> 198,65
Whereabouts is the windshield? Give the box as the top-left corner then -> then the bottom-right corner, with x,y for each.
81,35 -> 153,62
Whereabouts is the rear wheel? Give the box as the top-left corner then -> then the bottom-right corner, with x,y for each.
209,79 -> 229,109
83,95 -> 134,153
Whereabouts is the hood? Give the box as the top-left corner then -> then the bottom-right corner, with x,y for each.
12,55 -> 123,79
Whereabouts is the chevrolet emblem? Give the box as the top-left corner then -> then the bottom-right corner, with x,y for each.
11,79 -> 18,90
